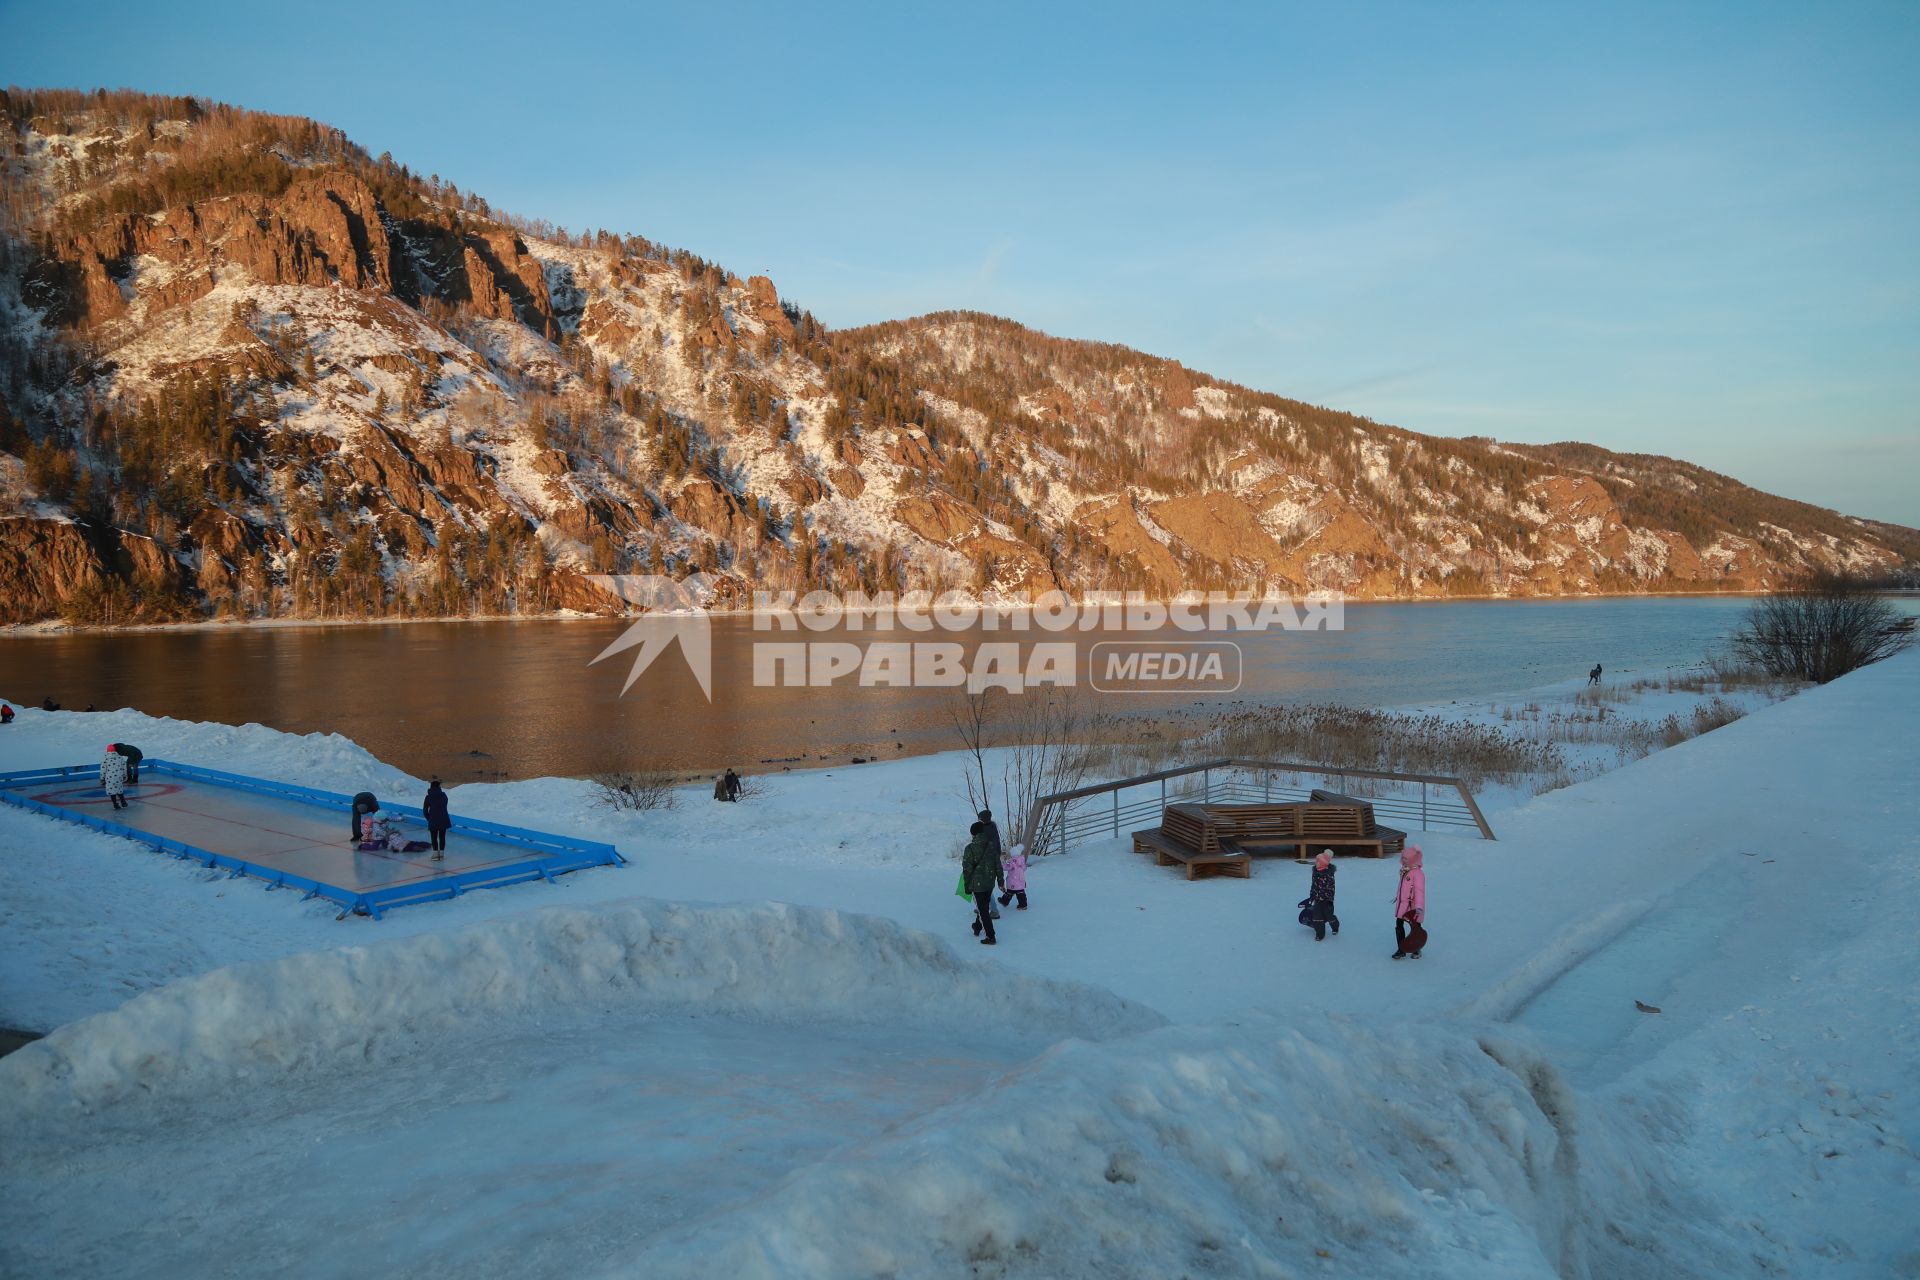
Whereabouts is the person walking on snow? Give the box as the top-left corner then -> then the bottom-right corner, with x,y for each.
99,745 -> 129,810
423,778 -> 452,859
1589,663 -> 1603,686
998,842 -> 1029,911
724,768 -> 742,801
1392,845 -> 1427,959
963,822 -> 1004,945
1298,849 -> 1340,941
975,808 -> 1004,917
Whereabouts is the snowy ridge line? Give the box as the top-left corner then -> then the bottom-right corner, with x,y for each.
601,1014 -> 1701,1280
0,900 -> 1163,1123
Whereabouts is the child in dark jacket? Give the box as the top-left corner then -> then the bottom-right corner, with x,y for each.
1297,850 -> 1340,941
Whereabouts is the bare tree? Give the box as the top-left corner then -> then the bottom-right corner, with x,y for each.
1733,571 -> 1915,684
948,684 -> 1100,856
948,686 -> 995,820
1001,688 -> 1097,857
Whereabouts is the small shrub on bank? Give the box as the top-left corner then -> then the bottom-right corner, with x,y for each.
590,771 -> 678,811
1734,572 -> 1915,684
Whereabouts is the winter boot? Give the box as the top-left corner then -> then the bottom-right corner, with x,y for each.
980,936 -> 996,946
1391,951 -> 1407,960
1330,916 -> 1340,936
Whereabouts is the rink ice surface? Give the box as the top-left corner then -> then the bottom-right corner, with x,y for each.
5,772 -> 526,895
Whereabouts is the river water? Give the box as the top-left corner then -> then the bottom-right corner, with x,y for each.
0,596 -> 1841,781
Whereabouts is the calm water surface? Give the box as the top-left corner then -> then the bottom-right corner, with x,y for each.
0,597 -> 1886,780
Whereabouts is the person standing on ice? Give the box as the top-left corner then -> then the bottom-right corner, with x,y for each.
110,742 -> 143,784
1589,663 -> 1603,686
963,822 -> 1003,945
99,744 -> 129,810
1391,845 -> 1427,959
423,778 -> 452,860
349,791 -> 380,843
998,842 -> 1029,911
1298,849 -> 1340,941
723,768 -> 742,801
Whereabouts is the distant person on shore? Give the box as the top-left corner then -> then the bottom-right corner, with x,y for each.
998,842 -> 1029,911
1,704 -> 13,725
712,773 -> 734,802
962,821 -> 1003,945
41,696 -> 58,712
723,768 -> 742,801
1298,849 -> 1340,941
350,791 -> 380,843
110,743 -> 143,784
100,745 -> 130,810
423,778 -> 451,860
1391,846 -> 1427,960
1589,663 -> 1603,686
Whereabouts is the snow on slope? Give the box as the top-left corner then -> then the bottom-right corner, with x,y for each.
2,657 -> 1917,1276
0,899 -> 1157,1124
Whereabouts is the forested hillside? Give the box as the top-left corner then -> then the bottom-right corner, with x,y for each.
1,88 -> 1912,624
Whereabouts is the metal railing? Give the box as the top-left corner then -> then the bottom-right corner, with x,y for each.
1019,758 -> 1494,857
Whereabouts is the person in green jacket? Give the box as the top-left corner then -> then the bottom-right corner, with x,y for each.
962,821 -> 1004,946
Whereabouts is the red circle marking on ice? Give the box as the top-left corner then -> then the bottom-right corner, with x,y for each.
29,783 -> 185,806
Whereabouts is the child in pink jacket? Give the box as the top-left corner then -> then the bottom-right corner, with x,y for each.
1392,845 -> 1426,960
998,843 -> 1029,911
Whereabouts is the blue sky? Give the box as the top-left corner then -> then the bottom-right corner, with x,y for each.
7,0 -> 1917,523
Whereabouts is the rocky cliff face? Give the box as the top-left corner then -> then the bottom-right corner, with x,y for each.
0,90 -> 1913,625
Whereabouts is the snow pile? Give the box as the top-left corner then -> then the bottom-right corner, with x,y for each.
0,900 -> 1160,1124
609,1016 -> 1725,1280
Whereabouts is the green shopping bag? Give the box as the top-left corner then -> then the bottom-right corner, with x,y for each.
955,869 -> 969,898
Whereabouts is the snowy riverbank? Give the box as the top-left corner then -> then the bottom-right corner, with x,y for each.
2,654 -> 1916,1277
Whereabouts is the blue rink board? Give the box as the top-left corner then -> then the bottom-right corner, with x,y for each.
0,759 -> 625,918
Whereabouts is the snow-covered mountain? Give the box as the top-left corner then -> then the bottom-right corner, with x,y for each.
1,89 -> 1913,624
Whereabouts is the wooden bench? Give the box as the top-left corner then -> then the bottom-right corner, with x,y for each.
1128,793 -> 1406,881
1130,826 -> 1251,880
1301,789 -> 1408,858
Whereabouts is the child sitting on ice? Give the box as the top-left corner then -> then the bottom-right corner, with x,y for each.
360,809 -> 406,851
998,842 -> 1029,911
